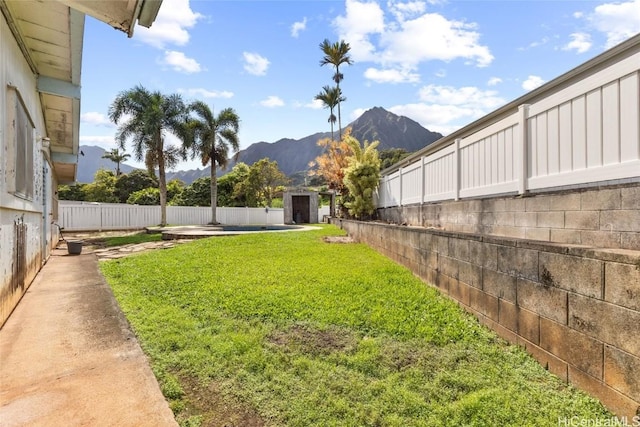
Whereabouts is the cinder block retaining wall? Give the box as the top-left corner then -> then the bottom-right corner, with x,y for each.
336,218 -> 640,420
377,184 -> 640,251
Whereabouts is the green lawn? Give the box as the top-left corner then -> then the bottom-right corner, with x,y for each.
100,224 -> 610,427
83,231 -> 163,248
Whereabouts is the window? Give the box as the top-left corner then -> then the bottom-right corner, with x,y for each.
6,87 -> 34,199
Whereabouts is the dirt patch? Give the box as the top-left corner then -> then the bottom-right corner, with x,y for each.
267,323 -> 357,356
176,375 -> 265,427
323,236 -> 355,244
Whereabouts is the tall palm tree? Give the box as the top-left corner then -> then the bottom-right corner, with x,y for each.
319,39 -> 353,140
314,86 -> 344,141
185,101 -> 240,224
108,85 -> 189,226
101,148 -> 130,177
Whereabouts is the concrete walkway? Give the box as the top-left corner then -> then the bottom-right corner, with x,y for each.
0,245 -> 177,427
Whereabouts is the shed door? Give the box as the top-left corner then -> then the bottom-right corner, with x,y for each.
292,196 -> 310,224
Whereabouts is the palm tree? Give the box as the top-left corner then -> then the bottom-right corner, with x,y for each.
314,86 -> 344,141
185,101 -> 240,224
108,85 -> 190,226
319,39 -> 353,140
101,148 -> 130,177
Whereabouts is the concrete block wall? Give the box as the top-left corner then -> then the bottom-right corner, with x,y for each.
337,218 -> 640,420
378,183 -> 640,251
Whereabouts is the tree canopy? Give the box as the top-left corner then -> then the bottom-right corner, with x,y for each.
108,85 -> 190,225
185,102 -> 240,223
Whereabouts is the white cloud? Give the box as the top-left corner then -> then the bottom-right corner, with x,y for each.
364,67 -> 420,84
333,0 -> 386,61
79,135 -> 118,150
389,103 -> 471,135
81,112 -> 113,127
418,85 -> 505,110
589,0 -> 640,48
333,0 -> 493,85
291,17 -> 307,37
260,96 -> 285,108
162,51 -> 203,73
385,85 -> 506,136
388,0 -> 426,22
562,32 -> 592,53
180,88 -> 234,99
487,77 -> 502,86
522,75 -> 546,91
134,0 -> 203,49
380,13 -> 493,67
304,99 -> 325,109
243,52 -> 270,76
350,108 -> 367,121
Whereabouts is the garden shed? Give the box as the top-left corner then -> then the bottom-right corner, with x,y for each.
283,190 -> 319,224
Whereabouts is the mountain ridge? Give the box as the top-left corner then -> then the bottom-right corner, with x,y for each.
76,107 -> 443,184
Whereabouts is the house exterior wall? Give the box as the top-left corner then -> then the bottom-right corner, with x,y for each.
337,218 -> 640,420
1,13 -> 55,327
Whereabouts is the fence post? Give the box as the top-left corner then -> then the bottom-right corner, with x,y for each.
399,167 -> 403,207
454,139 -> 461,201
420,156 -> 426,204
518,104 -> 530,195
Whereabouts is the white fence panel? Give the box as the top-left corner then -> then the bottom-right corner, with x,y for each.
383,171 -> 401,207
58,202 -> 321,231
527,70 -> 640,190
377,37 -> 640,207
400,162 -> 422,205
459,114 -> 520,198
423,145 -> 457,202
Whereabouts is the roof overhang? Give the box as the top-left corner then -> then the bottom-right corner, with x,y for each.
0,0 -> 162,184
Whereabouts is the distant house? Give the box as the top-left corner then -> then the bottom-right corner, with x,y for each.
0,0 -> 163,327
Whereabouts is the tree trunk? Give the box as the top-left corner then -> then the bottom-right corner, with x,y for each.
330,116 -> 334,142
157,147 -> 168,226
337,98 -> 342,141
210,160 -> 218,225
336,66 -> 342,140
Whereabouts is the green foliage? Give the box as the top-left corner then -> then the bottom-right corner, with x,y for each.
319,39 -> 353,140
115,169 -> 158,203
172,177 -> 211,207
343,136 -> 381,218
217,162 -> 250,207
109,85 -> 191,225
380,148 -> 410,170
167,179 -> 185,203
234,158 -> 289,207
314,85 -> 344,140
58,183 -> 87,201
185,102 -> 241,223
127,187 -> 160,205
83,169 -> 118,203
101,225 -> 611,426
102,148 -> 131,176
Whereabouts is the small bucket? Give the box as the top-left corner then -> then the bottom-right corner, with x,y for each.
66,240 -> 83,255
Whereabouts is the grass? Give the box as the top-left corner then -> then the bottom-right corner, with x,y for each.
100,224 -> 611,427
83,231 -> 163,248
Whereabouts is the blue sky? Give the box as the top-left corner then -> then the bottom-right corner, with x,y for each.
79,0 -> 640,172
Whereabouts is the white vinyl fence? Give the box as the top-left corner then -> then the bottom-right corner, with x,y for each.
378,35 -> 640,208
59,201 -> 331,231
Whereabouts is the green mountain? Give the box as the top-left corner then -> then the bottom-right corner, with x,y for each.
78,107 -> 442,184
